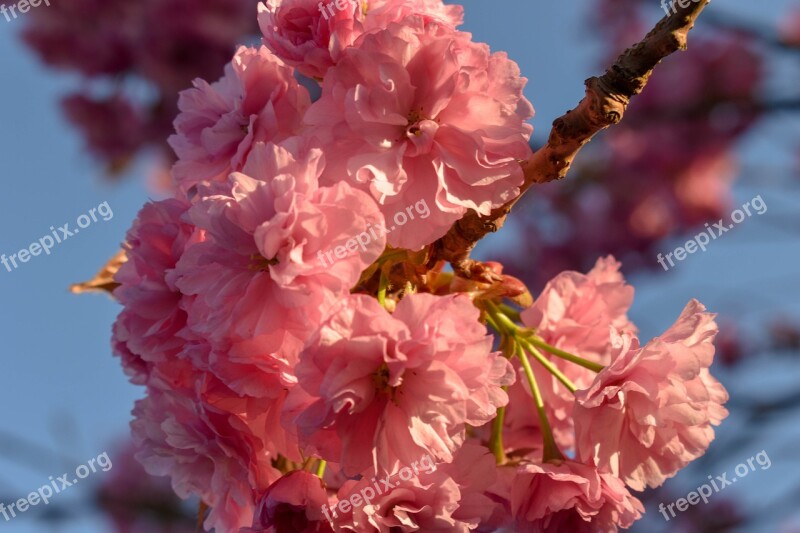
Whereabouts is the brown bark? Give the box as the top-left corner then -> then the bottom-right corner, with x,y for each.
430,0 -> 711,278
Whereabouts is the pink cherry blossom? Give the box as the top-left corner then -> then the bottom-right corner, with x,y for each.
244,470 -> 334,533
175,141 -> 385,357
506,256 -> 637,451
258,0 -> 463,80
305,15 -> 533,249
96,3 -> 739,531
363,0 -> 464,32
510,460 -> 643,532
521,255 -> 636,363
335,442 -> 503,532
112,198 -> 199,387
169,46 -> 311,193
258,0 -> 363,80
574,300 -> 729,490
132,382 -> 283,532
285,293 -> 515,476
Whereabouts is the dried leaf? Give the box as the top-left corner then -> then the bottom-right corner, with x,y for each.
69,249 -> 127,296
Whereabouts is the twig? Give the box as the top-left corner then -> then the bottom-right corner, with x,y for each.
430,1 -> 712,278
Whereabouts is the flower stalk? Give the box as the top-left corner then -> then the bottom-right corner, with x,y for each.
489,402 -> 507,464
515,343 -> 564,463
315,459 -> 327,479
523,334 -> 604,373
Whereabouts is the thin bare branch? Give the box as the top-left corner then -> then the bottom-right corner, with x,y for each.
430,0 -> 711,278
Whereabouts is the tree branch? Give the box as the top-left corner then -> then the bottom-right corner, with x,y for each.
430,0 -> 711,278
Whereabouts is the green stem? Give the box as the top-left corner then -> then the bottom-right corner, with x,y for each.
494,311 -> 519,334
484,301 -> 515,336
525,335 -> 604,373
516,344 -> 564,463
486,302 -> 579,392
377,271 -> 389,308
518,339 -> 577,393
499,304 -> 522,323
488,403 -> 507,464
315,459 -> 327,478
483,309 -> 503,334
377,248 -> 407,264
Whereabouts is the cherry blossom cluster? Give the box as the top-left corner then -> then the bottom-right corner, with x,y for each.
110,1 -> 729,531
20,0 -> 260,173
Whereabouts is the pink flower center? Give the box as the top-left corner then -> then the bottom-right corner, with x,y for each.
249,253 -> 279,271
372,363 -> 392,393
406,109 -> 428,136
406,109 -> 439,155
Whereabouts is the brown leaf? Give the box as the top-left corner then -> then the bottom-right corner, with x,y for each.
69,249 -> 127,296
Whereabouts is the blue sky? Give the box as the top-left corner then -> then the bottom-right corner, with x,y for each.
0,1 -> 798,531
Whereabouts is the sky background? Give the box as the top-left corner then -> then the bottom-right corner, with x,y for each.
0,1 -> 798,531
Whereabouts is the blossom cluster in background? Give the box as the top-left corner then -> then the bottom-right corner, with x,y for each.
20,0 -> 261,177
